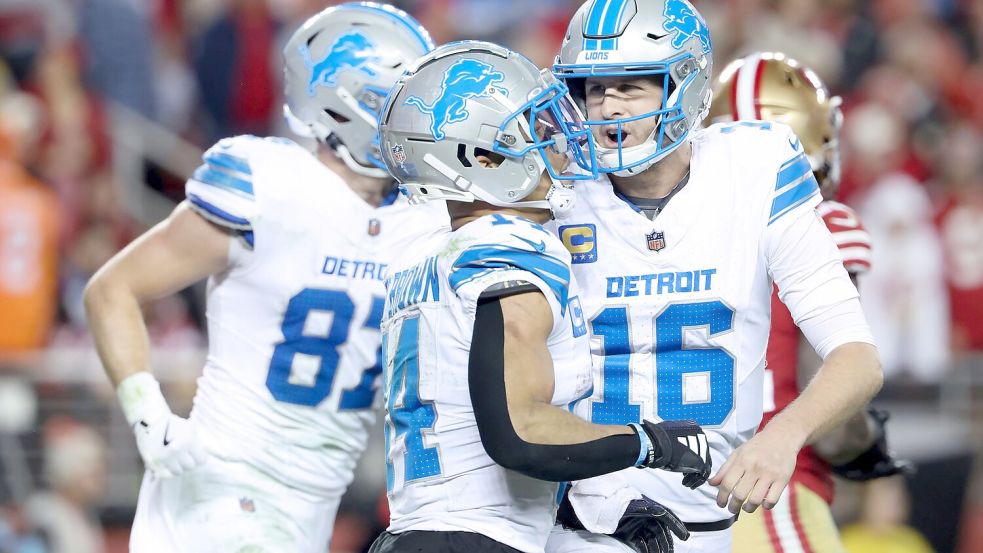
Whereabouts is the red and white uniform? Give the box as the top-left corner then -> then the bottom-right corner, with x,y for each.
738,201 -> 871,553
764,200 -> 872,503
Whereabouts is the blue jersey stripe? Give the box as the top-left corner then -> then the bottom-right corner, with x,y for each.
449,245 -> 571,313
193,165 -> 254,196
769,175 -> 820,224
187,193 -> 252,228
204,152 -> 251,176
775,154 -> 813,191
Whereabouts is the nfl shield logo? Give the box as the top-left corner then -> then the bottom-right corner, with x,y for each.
239,497 -> 255,513
391,145 -> 407,164
368,218 -> 381,236
647,231 -> 666,252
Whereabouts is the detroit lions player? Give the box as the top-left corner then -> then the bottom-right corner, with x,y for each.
370,41 -> 711,553
546,1 -> 883,551
84,4 -> 446,552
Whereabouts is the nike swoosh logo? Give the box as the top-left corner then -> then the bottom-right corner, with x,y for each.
512,234 -> 546,253
162,421 -> 172,446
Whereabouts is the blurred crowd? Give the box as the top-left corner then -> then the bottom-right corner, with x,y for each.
1,0 -> 982,552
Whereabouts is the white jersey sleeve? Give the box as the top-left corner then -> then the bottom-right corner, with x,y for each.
450,215 -> 573,325
186,136 -> 261,231
762,127 -> 874,358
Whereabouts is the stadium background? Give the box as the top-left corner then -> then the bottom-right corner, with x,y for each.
0,0 -> 981,551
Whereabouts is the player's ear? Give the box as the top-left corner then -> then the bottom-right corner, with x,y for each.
475,148 -> 504,169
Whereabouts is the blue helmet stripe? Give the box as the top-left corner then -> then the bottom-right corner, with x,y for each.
583,0 -> 627,51
584,0 -> 607,35
449,245 -> 571,313
602,0 -> 628,35
769,175 -> 820,224
343,4 -> 434,53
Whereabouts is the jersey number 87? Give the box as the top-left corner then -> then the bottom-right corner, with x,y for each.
265,288 -> 384,409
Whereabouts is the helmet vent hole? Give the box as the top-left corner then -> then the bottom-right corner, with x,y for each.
324,109 -> 350,124
306,32 -> 321,47
646,32 -> 667,42
457,144 -> 472,168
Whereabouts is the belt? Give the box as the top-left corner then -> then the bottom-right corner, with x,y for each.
685,514 -> 738,532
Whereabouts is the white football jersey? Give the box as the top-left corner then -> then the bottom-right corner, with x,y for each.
184,135 -> 449,500
383,214 -> 593,553
552,122 -> 862,524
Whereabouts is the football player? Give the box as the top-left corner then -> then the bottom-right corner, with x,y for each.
371,41 -> 712,553
710,52 -> 913,553
83,4 -> 447,552
545,1 -> 884,551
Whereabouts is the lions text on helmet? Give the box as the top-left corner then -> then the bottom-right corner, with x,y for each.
554,0 -> 713,177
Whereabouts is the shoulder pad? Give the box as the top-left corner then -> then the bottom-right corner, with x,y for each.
449,214 -> 571,312
185,136 -> 262,231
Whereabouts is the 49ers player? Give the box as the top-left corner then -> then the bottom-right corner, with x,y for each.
709,52 -> 912,553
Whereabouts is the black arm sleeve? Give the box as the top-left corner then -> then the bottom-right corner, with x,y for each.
468,289 -> 643,482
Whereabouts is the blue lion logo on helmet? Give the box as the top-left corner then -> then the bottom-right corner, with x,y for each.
662,0 -> 712,54
404,59 -> 509,141
301,31 -> 381,96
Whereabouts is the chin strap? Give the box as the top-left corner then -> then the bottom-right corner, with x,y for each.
415,153 -> 577,219
334,142 -> 389,178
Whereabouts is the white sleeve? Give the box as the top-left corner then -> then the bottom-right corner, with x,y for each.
450,224 -> 572,327
185,137 -> 258,233
765,207 -> 875,359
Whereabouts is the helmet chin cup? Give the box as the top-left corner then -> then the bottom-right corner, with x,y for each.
335,143 -> 390,179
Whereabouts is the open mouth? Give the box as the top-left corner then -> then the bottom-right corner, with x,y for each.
603,127 -> 628,148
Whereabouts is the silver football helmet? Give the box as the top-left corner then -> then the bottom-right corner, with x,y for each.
282,2 -> 434,178
554,0 -> 714,176
379,41 -> 593,217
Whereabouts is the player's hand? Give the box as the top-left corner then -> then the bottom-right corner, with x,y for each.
832,408 -> 914,481
117,372 -> 208,479
612,496 -> 689,553
132,410 -> 208,479
637,419 -> 711,489
708,425 -> 799,514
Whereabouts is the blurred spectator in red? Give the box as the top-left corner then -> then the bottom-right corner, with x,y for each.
0,86 -> 61,353
23,417 -> 107,553
193,0 -> 280,144
934,124 -> 983,354
859,171 -> 950,382
852,105 -> 950,382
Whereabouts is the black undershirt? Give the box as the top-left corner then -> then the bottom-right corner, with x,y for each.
468,288 -> 643,482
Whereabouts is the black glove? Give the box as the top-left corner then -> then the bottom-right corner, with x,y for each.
555,491 -> 689,553
612,496 -> 689,553
831,408 -> 914,481
636,419 -> 712,489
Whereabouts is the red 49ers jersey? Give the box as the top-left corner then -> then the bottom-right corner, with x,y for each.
763,200 -> 872,504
